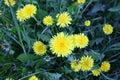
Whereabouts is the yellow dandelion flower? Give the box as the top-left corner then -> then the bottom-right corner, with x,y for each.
50,32 -> 74,57
77,0 -> 86,4
76,33 -> 89,48
84,20 -> 91,26
71,60 -> 81,72
33,41 -> 47,55
23,4 -> 37,19
16,9 -> 26,21
5,78 -> 14,80
92,69 -> 100,76
29,76 -> 38,80
100,61 -> 110,72
69,34 -> 78,48
4,0 -> 15,6
56,12 -> 72,28
43,15 -> 53,26
79,55 -> 94,71
103,24 -> 113,35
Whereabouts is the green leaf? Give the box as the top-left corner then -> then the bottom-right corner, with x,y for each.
90,38 -> 104,46
67,6 -> 76,14
44,72 -> 62,80
106,43 -> 120,51
17,54 -> 37,62
108,6 -> 120,12
38,34 -> 51,42
37,9 -> 48,20
92,64 -> 100,70
87,50 -> 104,61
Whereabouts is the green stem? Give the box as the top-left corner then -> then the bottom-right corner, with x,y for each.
1,28 -> 20,45
91,17 -> 101,21
8,0 -> 26,54
81,0 -> 93,16
33,16 -> 44,28
18,72 -> 41,80
74,6 -> 80,21
60,0 -> 63,12
0,0 -> 3,7
22,25 -> 31,53
33,16 -> 38,22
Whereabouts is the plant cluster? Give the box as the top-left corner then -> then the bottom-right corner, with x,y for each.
0,0 -> 120,80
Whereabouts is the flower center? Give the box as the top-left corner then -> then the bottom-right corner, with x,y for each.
59,16 -> 67,23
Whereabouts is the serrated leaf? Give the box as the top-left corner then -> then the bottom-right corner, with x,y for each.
88,50 -> 103,61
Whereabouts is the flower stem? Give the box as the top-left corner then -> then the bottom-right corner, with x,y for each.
18,72 -> 41,80
81,0 -> 93,16
9,0 -> 27,54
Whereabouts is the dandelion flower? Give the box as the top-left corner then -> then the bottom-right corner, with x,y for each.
77,0 -> 86,4
71,60 -> 81,72
76,33 -> 89,48
103,24 -> 113,35
16,9 -> 26,21
23,4 -> 37,19
50,32 -> 74,57
29,76 -> 38,80
69,34 -> 78,48
4,0 -> 15,6
92,69 -> 100,76
100,61 -> 110,72
33,41 -> 47,55
16,4 -> 37,21
84,20 -> 91,27
56,12 -> 72,28
79,55 -> 94,71
43,15 -> 53,26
